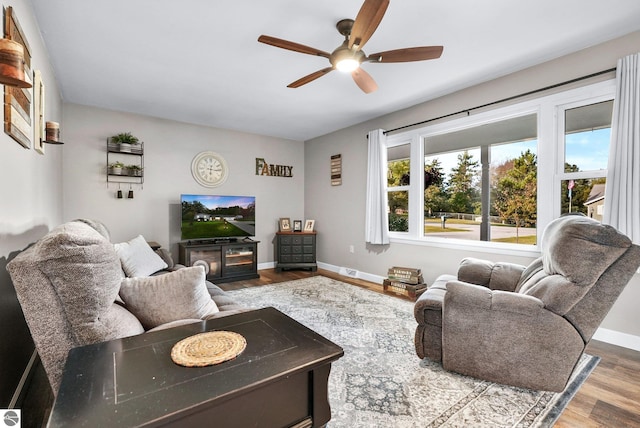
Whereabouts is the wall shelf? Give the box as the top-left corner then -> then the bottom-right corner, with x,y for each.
106,140 -> 144,187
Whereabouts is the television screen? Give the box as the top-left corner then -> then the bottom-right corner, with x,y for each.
181,194 -> 256,241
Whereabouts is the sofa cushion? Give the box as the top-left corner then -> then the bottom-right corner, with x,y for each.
119,266 -> 219,329
106,303 -> 145,336
114,234 -> 168,277
35,221 -> 138,345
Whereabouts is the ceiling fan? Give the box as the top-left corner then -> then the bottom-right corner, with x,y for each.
258,0 -> 443,94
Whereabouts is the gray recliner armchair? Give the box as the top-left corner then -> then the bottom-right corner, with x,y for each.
414,215 -> 640,391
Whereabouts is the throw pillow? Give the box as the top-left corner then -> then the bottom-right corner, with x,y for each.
114,235 -> 168,277
118,266 -> 219,329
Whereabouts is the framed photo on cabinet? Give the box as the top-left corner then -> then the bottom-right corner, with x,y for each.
279,217 -> 291,232
304,219 -> 315,232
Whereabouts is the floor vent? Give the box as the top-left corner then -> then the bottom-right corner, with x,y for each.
339,267 -> 359,278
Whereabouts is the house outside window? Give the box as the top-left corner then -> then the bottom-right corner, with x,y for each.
559,100 -> 612,220
383,80 -> 615,255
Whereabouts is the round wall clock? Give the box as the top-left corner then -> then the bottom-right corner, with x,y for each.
191,151 -> 229,188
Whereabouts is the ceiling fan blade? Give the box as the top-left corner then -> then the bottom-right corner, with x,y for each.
367,46 -> 444,63
288,67 -> 334,88
258,35 -> 331,58
349,0 -> 390,50
351,68 -> 378,94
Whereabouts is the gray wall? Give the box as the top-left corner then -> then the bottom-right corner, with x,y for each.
0,0 -> 63,405
305,31 -> 640,343
62,104 -> 304,264
0,0 -> 63,258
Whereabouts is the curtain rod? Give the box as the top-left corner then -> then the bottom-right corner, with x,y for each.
376,67 -> 617,137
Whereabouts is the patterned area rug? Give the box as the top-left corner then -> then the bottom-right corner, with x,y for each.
228,276 -> 599,427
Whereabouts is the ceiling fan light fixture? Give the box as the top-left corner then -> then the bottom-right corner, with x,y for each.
336,58 -> 360,72
331,45 -> 364,72
258,0 -> 442,92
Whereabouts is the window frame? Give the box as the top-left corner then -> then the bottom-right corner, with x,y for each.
385,139 -> 412,233
555,96 -> 612,218
383,79 -> 615,257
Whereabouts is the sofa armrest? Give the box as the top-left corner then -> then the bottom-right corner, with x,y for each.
457,257 -> 526,291
168,263 -> 187,271
155,248 -> 175,269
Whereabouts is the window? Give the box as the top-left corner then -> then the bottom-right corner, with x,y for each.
387,143 -> 410,232
382,80 -> 615,253
422,114 -> 537,245
559,100 -> 612,221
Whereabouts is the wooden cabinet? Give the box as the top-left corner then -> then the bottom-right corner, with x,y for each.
178,240 -> 259,283
275,232 -> 317,272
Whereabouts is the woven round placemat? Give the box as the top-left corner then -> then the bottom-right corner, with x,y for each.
171,331 -> 247,367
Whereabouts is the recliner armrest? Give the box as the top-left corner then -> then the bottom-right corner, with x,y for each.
457,257 -> 526,291
445,280 -> 544,316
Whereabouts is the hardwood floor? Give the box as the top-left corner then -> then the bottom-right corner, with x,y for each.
222,268 -> 640,427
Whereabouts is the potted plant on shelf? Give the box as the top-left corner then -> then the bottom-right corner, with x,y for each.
109,161 -> 124,175
110,132 -> 139,153
126,164 -> 142,177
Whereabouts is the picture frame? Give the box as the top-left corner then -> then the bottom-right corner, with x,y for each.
279,217 -> 291,232
304,219 -> 315,232
4,7 -> 33,149
293,220 -> 302,232
33,70 -> 45,154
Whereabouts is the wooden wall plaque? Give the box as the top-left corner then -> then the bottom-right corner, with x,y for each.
4,6 -> 32,148
331,154 -> 342,186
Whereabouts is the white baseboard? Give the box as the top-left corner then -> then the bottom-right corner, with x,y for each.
258,261 -> 275,270
317,262 -> 385,284
592,327 -> 640,352
268,261 -> 640,352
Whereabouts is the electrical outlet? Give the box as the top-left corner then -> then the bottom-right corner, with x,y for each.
349,245 -> 355,253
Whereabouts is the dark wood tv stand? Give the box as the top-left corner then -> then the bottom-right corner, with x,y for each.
179,239 -> 259,283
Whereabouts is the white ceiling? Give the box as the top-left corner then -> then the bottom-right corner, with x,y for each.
29,0 -> 640,141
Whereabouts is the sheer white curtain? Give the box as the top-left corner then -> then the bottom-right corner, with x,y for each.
604,53 -> 640,244
365,129 -> 389,244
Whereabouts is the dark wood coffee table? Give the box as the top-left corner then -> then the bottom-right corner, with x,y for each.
48,307 -> 344,427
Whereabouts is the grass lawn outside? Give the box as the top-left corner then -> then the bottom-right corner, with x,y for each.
424,218 -> 537,245
424,225 -> 468,233
181,220 -> 249,239
491,235 -> 537,245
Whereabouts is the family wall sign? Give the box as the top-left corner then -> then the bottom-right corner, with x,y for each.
255,157 -> 293,177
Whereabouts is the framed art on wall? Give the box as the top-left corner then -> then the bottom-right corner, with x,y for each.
4,7 -> 32,149
33,70 -> 45,154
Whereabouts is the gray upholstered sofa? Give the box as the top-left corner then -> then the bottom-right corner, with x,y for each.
414,215 -> 640,391
7,219 -> 247,395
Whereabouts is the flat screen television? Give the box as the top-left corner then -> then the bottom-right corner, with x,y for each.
181,194 -> 256,241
